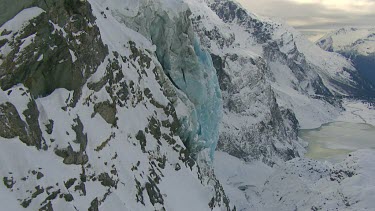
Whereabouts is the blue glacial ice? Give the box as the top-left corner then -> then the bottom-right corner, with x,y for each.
165,37 -> 223,160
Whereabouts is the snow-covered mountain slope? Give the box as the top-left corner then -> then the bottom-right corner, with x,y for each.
181,0 -> 374,166
203,0 -> 366,95
215,149 -> 375,211
317,28 -> 375,89
0,0 -> 231,210
317,27 -> 375,56
184,0 -> 307,165
1,0 -> 374,210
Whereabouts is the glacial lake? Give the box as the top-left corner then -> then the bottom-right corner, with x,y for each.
299,122 -> 375,163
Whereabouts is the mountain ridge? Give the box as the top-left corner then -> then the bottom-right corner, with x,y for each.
0,0 -> 374,210
317,27 -> 375,90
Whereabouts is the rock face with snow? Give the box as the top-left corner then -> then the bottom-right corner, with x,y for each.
185,0 -> 306,165
0,0 -> 230,210
184,0 -> 375,165
317,28 -> 375,56
1,0 -> 374,210
317,28 -> 375,90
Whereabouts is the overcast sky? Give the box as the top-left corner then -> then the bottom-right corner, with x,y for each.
236,0 -> 375,41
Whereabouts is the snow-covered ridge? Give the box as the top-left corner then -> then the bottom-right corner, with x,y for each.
316,27 -> 375,92
0,7 -> 44,33
1,0 -> 375,210
0,0 -> 230,210
185,0 -> 371,166
0,7 -> 45,65
317,27 -> 375,56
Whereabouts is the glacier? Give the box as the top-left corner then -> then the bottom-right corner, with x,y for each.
188,37 -> 222,160
0,0 -> 231,209
155,35 -> 223,160
133,2 -> 224,160
2,0 -> 375,210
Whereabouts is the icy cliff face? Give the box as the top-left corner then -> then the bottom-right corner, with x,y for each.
101,0 -> 223,160
0,0 -> 230,210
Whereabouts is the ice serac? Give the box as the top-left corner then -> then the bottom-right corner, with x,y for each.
114,0 -> 223,160
150,6 -> 223,161
184,37 -> 222,160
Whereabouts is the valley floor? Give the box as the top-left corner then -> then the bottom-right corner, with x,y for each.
215,149 -> 375,211
215,99 -> 375,211
337,99 -> 375,126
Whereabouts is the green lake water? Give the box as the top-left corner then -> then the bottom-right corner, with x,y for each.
299,122 -> 375,162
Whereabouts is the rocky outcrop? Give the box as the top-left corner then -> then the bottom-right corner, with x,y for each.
0,0 -> 108,98
0,0 -> 231,210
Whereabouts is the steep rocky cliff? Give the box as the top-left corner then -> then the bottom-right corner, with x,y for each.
183,0 -> 373,165
1,0 -> 373,210
182,0 -> 304,165
0,0 -> 231,210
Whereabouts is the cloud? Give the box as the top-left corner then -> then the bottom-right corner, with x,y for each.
289,0 -> 375,13
236,0 -> 375,33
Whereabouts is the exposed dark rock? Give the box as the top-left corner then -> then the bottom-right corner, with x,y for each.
94,101 -> 117,125
32,186 -> 44,198
63,193 -> 74,202
211,54 -> 231,91
0,102 -> 28,141
148,117 -> 161,140
3,176 -> 15,189
145,177 -> 164,206
0,0 -> 108,98
95,132 -> 115,152
98,173 -> 116,188
88,198 -> 99,211
74,181 -> 86,196
45,120 -> 54,135
0,39 -> 7,48
21,199 -> 32,208
64,178 -> 77,190
55,116 -> 89,165
55,145 -> 88,165
36,172 -> 44,180
39,201 -> 53,211
23,101 -> 45,150
135,130 -> 147,152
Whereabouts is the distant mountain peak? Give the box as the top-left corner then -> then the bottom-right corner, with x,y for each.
317,27 -> 375,89
317,27 -> 375,56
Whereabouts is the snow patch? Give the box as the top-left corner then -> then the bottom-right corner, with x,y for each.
69,49 -> 77,63
0,7 -> 44,38
37,54 -> 43,61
